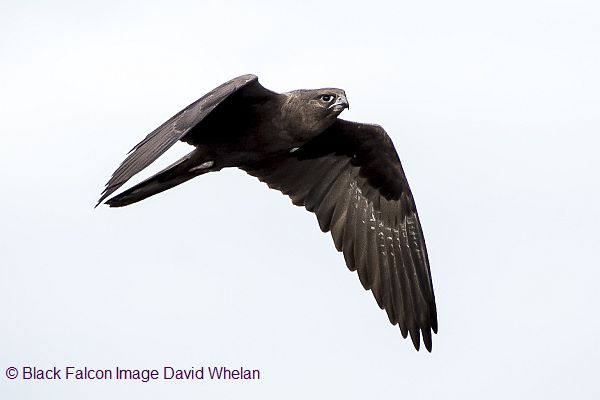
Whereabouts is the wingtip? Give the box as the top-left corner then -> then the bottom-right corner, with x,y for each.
422,329 -> 433,353
95,193 -> 109,209
410,329 -> 421,351
96,183 -> 119,208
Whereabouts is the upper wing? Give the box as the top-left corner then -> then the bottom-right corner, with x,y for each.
97,74 -> 270,206
242,119 -> 437,351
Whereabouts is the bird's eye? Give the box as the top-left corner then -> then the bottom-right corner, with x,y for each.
320,94 -> 333,102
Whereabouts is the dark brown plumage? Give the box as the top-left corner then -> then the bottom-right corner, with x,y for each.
98,74 -> 437,351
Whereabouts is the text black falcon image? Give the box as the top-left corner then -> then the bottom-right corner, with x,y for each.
98,74 -> 437,351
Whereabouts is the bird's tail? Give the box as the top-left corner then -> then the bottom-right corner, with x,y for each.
103,150 -> 218,207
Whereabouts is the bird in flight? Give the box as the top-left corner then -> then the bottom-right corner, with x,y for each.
98,74 -> 437,351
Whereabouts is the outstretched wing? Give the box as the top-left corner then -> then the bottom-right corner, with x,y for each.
97,74 -> 269,206
242,119 -> 437,351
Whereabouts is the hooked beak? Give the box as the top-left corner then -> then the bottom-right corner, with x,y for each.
329,94 -> 350,110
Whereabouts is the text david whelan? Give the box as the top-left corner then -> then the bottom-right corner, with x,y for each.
16,366 -> 260,382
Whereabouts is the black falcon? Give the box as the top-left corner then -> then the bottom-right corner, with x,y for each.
98,74 -> 437,351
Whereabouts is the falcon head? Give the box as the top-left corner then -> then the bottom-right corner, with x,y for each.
283,88 -> 350,139
308,89 -> 350,113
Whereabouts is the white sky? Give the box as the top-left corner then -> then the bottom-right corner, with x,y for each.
1,0 -> 599,398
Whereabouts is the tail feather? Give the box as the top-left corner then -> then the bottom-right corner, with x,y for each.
103,150 -> 216,207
